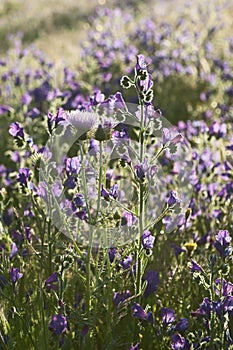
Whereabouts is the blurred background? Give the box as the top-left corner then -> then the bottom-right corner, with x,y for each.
2,0 -> 232,64
1,0 -> 233,123
0,0 -> 100,62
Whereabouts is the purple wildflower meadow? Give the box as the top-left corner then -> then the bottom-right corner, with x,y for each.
0,4 -> 233,348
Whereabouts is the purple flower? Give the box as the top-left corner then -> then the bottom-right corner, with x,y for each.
76,209 -> 87,221
52,179 -> 63,197
135,55 -> 153,100
121,212 -> 136,227
175,318 -> 189,332
106,169 -> 113,183
36,181 -> 48,200
214,278 -> 233,297
11,229 -> 24,245
143,270 -> 160,298
2,208 -> 13,226
108,247 -> 118,263
218,182 -> 233,201
226,144 -> 233,151
132,303 -> 154,323
90,90 -> 105,106
49,314 -> 67,335
113,290 -> 131,307
88,139 -> 99,156
134,164 -> 145,179
140,73 -> 153,94
64,176 -> 76,189
223,296 -> 233,316
24,226 -> 32,242
21,92 -> 32,105
9,122 -> 24,139
170,133 -> 185,145
17,168 -> 31,185
191,297 -> 212,318
142,230 -> 155,249
47,108 -> 66,133
66,156 -> 81,175
212,299 -> 225,318
10,267 -> 23,283
26,107 -> 40,119
120,255 -> 133,270
209,122 -> 227,138
104,92 -> 127,111
31,81 -> 50,103
171,334 -> 190,349
45,273 -> 59,291
0,105 -> 12,115
214,230 -> 232,258
161,307 -> 176,327
73,194 -> 85,208
109,184 -> 119,199
112,128 -> 129,145
11,151 -> 21,163
10,242 -> 18,258
171,243 -> 186,257
101,185 -> 109,199
167,190 -> 179,206
129,343 -> 140,350
189,259 -> 203,272
132,303 -> 147,318
212,297 -> 233,318
136,54 -> 148,70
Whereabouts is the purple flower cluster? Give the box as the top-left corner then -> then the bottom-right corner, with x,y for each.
49,314 -> 67,335
214,230 -> 232,258
132,303 -> 154,323
80,4 -> 233,125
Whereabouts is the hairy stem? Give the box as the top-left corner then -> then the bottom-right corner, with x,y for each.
136,101 -> 145,298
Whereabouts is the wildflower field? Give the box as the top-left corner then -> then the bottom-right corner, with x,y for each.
0,0 -> 233,349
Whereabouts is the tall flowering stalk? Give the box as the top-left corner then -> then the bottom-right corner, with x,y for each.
121,54 -> 156,298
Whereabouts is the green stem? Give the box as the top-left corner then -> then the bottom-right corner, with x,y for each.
136,101 -> 145,298
219,269 -> 225,347
150,145 -> 167,164
110,197 -> 137,217
209,262 -> 215,347
105,227 -> 112,338
79,141 -> 91,222
47,218 -> 52,276
40,288 -> 48,350
144,204 -> 169,231
86,226 -> 94,319
39,217 -> 48,350
139,104 -> 145,162
219,270 -> 223,299
95,141 -> 103,222
86,141 -> 104,318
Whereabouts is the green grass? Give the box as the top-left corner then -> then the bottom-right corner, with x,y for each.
0,0 -> 100,65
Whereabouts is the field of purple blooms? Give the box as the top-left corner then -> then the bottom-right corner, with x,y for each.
0,1 -> 233,349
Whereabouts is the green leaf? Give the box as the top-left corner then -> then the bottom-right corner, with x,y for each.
120,75 -> 133,89
144,89 -> 153,103
168,143 -> 178,154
